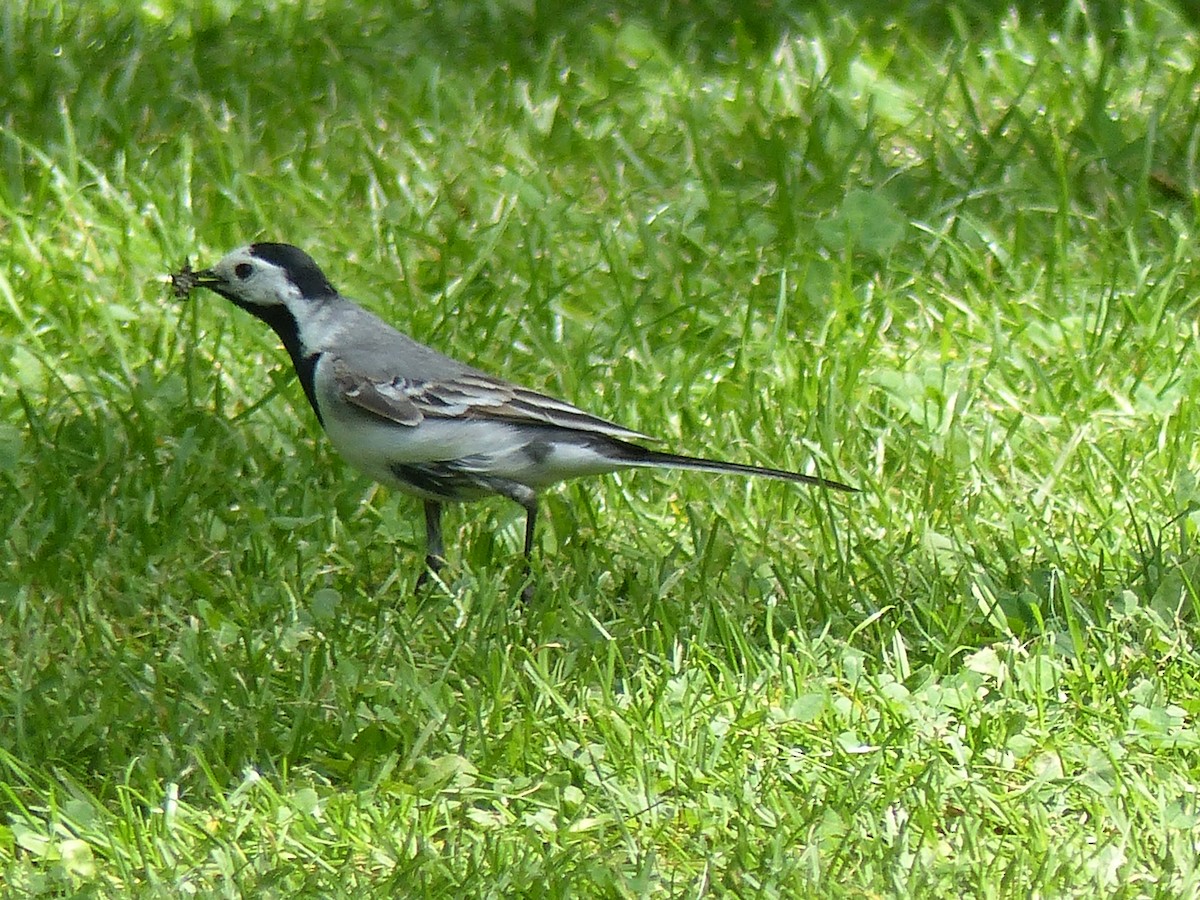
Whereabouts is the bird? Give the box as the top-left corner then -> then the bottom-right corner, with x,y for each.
174,242 -> 856,595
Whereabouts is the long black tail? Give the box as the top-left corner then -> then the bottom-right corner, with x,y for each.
620,443 -> 858,493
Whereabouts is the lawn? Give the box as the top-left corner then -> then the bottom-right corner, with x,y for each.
3,0 -> 1200,895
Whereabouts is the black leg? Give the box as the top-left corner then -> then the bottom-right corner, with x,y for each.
423,499 -> 445,570
415,499 -> 445,591
520,501 -> 538,603
478,477 -> 540,601
523,502 -> 538,561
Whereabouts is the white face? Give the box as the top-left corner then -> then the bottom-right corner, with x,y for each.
204,245 -> 300,309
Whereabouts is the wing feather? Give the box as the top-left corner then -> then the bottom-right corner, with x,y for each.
332,360 -> 424,425
331,357 -> 650,440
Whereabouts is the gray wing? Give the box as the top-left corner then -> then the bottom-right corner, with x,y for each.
330,357 -> 652,441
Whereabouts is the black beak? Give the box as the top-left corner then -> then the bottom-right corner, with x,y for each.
169,262 -> 223,300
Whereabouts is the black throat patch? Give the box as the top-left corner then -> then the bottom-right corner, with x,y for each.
231,300 -> 325,426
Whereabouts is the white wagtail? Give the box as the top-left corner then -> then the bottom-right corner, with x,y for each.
173,243 -> 855,592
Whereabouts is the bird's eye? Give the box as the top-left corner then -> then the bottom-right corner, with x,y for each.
234,263 -> 253,280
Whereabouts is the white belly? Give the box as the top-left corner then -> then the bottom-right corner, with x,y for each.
321,394 -> 624,492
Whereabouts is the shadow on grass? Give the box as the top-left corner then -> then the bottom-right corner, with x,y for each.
5,0 -> 1186,158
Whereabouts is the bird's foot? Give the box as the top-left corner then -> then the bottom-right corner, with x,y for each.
415,554 -> 446,594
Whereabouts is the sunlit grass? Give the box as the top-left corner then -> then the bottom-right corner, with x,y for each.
3,0 -> 1200,895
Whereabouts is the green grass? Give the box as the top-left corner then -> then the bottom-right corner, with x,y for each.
4,0 -> 1200,894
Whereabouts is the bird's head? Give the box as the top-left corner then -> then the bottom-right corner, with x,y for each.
188,242 -> 338,313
